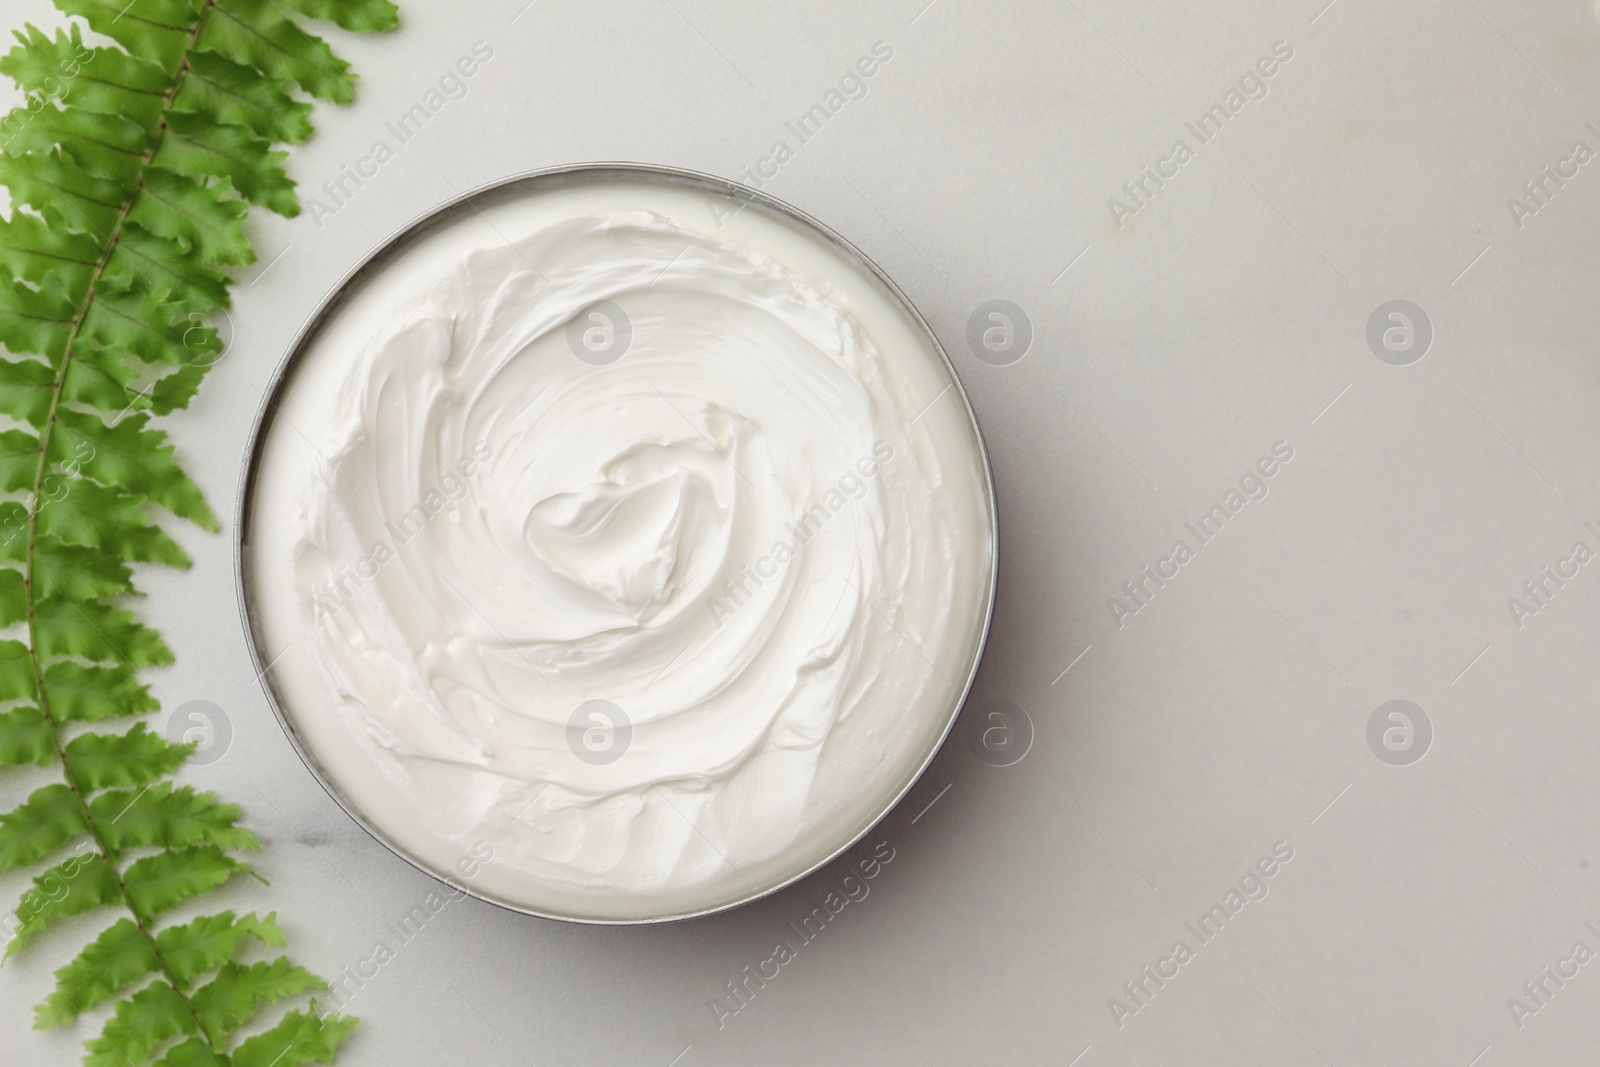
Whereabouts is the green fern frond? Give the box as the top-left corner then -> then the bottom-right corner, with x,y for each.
0,0 -> 399,1063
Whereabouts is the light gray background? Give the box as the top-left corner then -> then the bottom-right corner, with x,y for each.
4,0 -> 1600,1064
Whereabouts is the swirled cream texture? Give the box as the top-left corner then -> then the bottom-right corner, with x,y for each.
254,181 -> 992,919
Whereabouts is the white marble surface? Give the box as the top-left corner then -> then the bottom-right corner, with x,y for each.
5,0 -> 1600,1064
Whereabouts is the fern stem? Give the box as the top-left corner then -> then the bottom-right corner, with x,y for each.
23,1 -> 227,1055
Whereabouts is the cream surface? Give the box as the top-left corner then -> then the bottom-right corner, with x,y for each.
247,177 -> 993,920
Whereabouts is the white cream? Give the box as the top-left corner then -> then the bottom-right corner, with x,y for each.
246,176 -> 993,920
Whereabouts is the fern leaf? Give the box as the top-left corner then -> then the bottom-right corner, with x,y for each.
201,0 -> 355,104
63,723 -> 189,789
0,209 -> 102,290
155,1035 -> 226,1067
6,853 -> 119,956
177,50 -> 313,144
23,540 -> 137,602
124,845 -> 250,918
149,360 -> 208,414
48,0 -> 196,74
89,979 -> 190,1067
36,481 -> 190,565
37,596 -> 173,665
277,0 -> 399,33
0,705 -> 52,766
71,338 -> 145,396
42,661 -> 156,723
0,145 -> 132,233
0,563 -> 25,622
129,167 -> 253,266
92,783 -> 259,856
51,409 -> 216,526
0,355 -> 58,424
193,958 -> 324,1042
35,917 -> 156,1027
109,224 -> 230,313
156,111 -> 298,216
0,267 -> 75,358
0,26 -> 92,104
0,429 -> 41,492
0,638 -> 36,699
0,25 -> 170,127
78,279 -> 188,366
232,1008 -> 358,1067
0,784 -> 85,872
158,911 -> 286,986
1,105 -> 148,183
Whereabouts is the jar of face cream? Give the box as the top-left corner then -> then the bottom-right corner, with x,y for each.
239,165 -> 997,922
